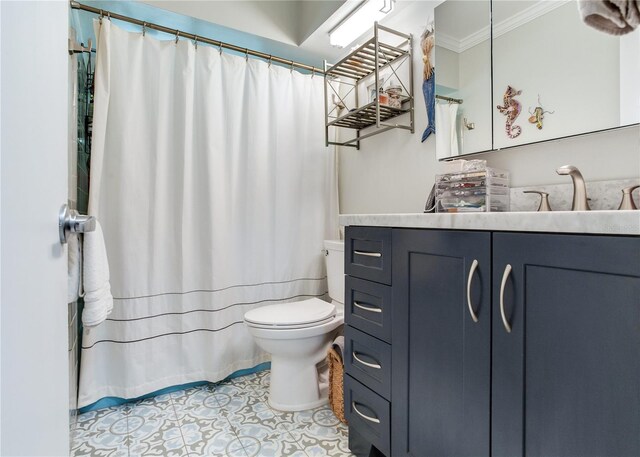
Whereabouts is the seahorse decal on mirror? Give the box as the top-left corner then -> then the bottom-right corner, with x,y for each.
496,85 -> 523,139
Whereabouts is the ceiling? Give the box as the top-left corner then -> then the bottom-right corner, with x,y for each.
141,0 -> 418,62
142,1 -> 345,46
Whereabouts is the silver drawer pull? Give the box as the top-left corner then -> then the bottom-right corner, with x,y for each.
352,402 -> 381,424
352,352 -> 382,369
354,250 -> 382,258
467,259 -> 479,323
500,264 -> 513,333
354,302 -> 382,314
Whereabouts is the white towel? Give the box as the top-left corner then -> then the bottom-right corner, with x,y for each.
578,0 -> 640,35
68,234 -> 82,303
436,103 -> 460,160
82,221 -> 113,327
331,335 -> 345,363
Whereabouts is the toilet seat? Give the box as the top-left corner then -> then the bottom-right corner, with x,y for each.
244,298 -> 336,330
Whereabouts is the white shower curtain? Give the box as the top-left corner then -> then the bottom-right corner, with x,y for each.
79,20 -> 338,408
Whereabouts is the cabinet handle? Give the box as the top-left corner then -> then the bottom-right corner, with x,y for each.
352,402 -> 381,424
354,302 -> 382,314
467,259 -> 479,323
500,264 -> 513,333
354,250 -> 382,258
352,351 -> 382,369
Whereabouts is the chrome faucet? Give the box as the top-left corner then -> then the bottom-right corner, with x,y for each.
556,165 -> 590,211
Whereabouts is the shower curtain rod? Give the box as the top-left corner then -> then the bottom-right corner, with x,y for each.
70,1 -> 325,74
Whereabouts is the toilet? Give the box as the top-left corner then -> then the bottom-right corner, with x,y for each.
244,239 -> 344,411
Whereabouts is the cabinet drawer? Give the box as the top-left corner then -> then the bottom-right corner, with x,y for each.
345,375 -> 391,457
345,276 -> 392,343
345,226 -> 392,285
345,326 -> 391,400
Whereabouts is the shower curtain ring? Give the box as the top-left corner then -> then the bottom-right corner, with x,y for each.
311,68 -> 315,78
142,22 -> 146,37
194,35 -> 198,49
218,43 -> 223,55
268,55 -> 272,68
107,11 -> 111,21
290,61 -> 294,73
99,9 -> 103,24
245,49 -> 249,62
175,30 -> 180,44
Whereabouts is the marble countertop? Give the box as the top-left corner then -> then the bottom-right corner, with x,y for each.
339,211 -> 640,235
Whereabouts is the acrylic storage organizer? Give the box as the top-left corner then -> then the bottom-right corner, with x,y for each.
435,167 -> 510,213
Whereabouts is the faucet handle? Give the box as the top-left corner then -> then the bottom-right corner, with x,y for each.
618,184 -> 639,210
523,190 -> 552,212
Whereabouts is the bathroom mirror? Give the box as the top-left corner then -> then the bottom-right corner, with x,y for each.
434,0 -> 639,159
434,0 -> 492,158
492,0 -> 640,150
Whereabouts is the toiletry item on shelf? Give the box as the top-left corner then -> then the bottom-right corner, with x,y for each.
461,159 -> 487,172
378,88 -> 389,105
386,85 -> 403,109
439,159 -> 467,174
435,166 -> 510,213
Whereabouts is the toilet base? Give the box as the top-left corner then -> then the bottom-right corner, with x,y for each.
267,354 -> 330,412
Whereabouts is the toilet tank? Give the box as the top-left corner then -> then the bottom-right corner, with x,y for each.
324,240 -> 344,304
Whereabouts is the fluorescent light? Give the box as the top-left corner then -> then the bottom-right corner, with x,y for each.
329,0 -> 395,48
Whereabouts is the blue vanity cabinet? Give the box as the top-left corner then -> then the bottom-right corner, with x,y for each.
492,233 -> 640,457
348,225 -> 639,457
391,229 -> 492,457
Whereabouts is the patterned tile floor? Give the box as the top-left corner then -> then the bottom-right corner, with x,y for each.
71,370 -> 355,456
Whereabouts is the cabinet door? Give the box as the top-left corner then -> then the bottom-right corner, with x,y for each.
392,229 -> 491,457
493,233 -> 640,457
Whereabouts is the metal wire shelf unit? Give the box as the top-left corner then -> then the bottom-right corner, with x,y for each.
324,22 -> 414,150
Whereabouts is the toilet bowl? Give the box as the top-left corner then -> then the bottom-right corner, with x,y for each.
244,239 -> 344,411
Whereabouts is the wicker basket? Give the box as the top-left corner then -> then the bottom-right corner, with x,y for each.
328,347 -> 347,424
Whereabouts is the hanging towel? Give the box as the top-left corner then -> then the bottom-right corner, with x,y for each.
578,0 -> 640,35
331,335 -> 345,363
68,234 -> 82,303
436,103 -> 460,160
82,221 -> 113,327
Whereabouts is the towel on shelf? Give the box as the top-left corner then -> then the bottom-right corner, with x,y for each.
68,234 -> 82,303
82,221 -> 113,327
331,335 -> 345,363
578,0 -> 640,35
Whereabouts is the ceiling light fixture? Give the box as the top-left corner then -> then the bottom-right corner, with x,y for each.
329,0 -> 395,48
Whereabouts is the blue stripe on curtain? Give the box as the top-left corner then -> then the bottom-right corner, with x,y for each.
79,362 -> 270,413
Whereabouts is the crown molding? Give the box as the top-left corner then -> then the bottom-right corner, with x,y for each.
493,0 -> 571,39
436,0 -> 571,54
436,31 -> 462,53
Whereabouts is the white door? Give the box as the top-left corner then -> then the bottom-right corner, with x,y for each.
1,1 -> 70,455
